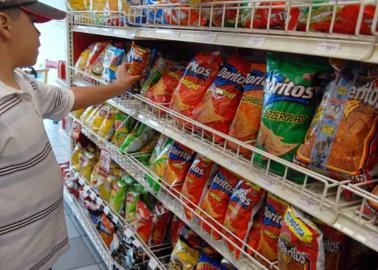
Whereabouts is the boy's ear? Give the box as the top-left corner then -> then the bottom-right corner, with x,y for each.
0,12 -> 12,40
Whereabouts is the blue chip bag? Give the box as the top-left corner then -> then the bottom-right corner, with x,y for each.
102,45 -> 125,82
197,252 -> 228,270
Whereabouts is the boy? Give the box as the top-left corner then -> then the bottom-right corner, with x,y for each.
0,1 -> 140,269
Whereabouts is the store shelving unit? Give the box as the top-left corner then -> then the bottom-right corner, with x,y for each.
65,2 -> 378,269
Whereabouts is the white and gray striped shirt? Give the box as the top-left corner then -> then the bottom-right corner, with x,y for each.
0,69 -> 75,270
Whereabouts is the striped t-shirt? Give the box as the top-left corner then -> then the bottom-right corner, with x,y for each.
0,69 -> 75,270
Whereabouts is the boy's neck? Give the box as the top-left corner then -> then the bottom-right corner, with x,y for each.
0,58 -> 19,90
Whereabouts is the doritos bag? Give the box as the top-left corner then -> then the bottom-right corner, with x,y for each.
127,42 -> 150,76
170,51 -> 222,119
170,215 -> 185,249
151,203 -> 172,245
192,54 -> 250,141
146,64 -> 185,105
196,252 -> 226,270
181,155 -> 218,220
223,180 -> 265,258
246,192 -> 289,262
165,4 -> 207,26
164,142 -> 196,189
316,222 -> 348,270
277,207 -> 325,270
295,64 -> 378,191
135,200 -> 153,243
228,61 -> 266,156
199,167 -> 240,240
254,53 -> 331,183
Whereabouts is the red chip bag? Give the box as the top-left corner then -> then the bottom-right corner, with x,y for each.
127,42 -> 150,76
165,5 -> 207,26
136,200 -> 153,243
171,215 -> 185,249
170,51 -> 222,119
247,192 -> 289,262
99,214 -> 115,248
199,167 -> 240,240
146,65 -> 185,105
228,62 -> 266,156
223,180 -> 265,258
316,222 -> 348,270
164,142 -> 196,189
151,203 -> 172,245
181,155 -> 218,220
192,54 -> 250,141
277,207 -> 325,270
363,184 -> 378,217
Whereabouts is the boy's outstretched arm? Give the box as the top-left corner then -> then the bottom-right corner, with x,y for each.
70,63 -> 140,111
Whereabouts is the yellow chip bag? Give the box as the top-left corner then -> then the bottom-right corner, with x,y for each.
67,0 -> 87,10
98,108 -> 117,140
71,143 -> 84,171
89,105 -> 111,133
169,239 -> 200,270
75,44 -> 94,71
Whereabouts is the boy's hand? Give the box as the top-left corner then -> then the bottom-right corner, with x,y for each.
113,62 -> 140,90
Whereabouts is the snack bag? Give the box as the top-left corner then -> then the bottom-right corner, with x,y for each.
79,146 -> 98,180
98,107 -> 117,140
196,253 -> 225,270
67,0 -> 87,10
99,214 -> 115,248
165,4 -> 207,26
148,138 -> 174,191
135,200 -> 154,243
119,124 -> 157,153
254,53 -> 331,183
88,104 -> 111,133
295,65 -> 378,188
192,54 -> 250,140
90,0 -> 107,11
109,177 -> 127,214
181,155 -> 217,220
212,2 -> 238,27
71,143 -> 84,171
151,203 -> 172,245
170,215 -> 184,248
102,45 -> 125,82
363,184 -> 378,217
169,239 -> 200,270
146,64 -> 185,105
80,105 -> 96,124
277,207 -> 325,270
85,42 -> 109,78
75,44 -> 94,71
149,134 -> 169,164
125,182 -> 144,223
71,109 -> 85,119
199,167 -> 240,240
84,104 -> 103,126
228,61 -> 266,156
141,57 -> 169,95
164,142 -> 196,189
316,222 -> 348,270
127,42 -> 150,76
135,133 -> 161,163
170,51 -> 222,119
223,180 -> 265,258
110,112 -> 136,148
246,192 -> 289,262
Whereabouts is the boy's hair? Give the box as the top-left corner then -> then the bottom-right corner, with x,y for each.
1,8 -> 20,20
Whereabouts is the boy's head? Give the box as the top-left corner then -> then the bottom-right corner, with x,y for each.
0,1 -> 66,68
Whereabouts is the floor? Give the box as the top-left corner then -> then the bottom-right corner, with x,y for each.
44,120 -> 107,270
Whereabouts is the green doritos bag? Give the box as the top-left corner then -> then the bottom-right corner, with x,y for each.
254,53 -> 331,183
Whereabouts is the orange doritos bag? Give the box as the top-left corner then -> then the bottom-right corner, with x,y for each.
127,42 -> 150,76
146,65 -> 185,105
151,203 -> 172,245
192,54 -> 250,142
246,192 -> 289,262
223,180 -> 266,259
170,51 -> 222,119
277,207 -> 325,270
136,200 -> 153,243
199,167 -> 240,240
181,154 -> 218,220
164,142 -> 196,190
228,61 -> 266,156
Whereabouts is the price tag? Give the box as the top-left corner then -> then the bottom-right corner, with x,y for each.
315,42 -> 340,54
83,185 -> 90,193
225,159 -> 237,170
103,206 -> 110,215
132,239 -> 142,248
89,192 -> 96,200
295,196 -> 318,213
248,36 -> 265,48
124,228 -> 134,238
112,215 -> 119,225
260,177 -> 273,189
96,197 -> 104,206
155,29 -> 180,39
148,259 -> 159,270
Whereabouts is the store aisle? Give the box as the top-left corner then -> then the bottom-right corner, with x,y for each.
44,120 -> 107,270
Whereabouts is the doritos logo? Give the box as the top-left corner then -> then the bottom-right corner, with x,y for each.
169,144 -> 193,161
218,66 -> 246,85
189,165 -> 205,178
187,61 -> 213,78
212,174 -> 234,195
263,205 -> 283,227
230,189 -> 253,208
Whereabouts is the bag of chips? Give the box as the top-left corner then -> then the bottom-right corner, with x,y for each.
169,239 -> 201,270
199,167 -> 240,240
135,133 -> 161,163
363,184 -> 378,217
228,61 -> 266,156
223,180 -> 265,258
67,0 -> 87,10
79,145 -> 98,180
111,112 -> 136,148
125,180 -> 144,223
141,57 -> 169,96
164,142 -> 196,189
170,51 -> 222,119
136,200 -> 154,243
170,215 -> 184,249
146,64 -> 185,105
277,207 -> 325,270
165,3 -> 207,26
246,192 -> 289,262
127,42 -> 150,76
181,155 -> 217,220
98,107 -> 117,140
88,104 -> 111,133
75,44 -> 94,71
71,143 -> 84,171
109,177 -> 127,214
196,252 -> 225,270
119,124 -> 157,153
151,203 -> 172,245
295,64 -> 378,189
254,53 -> 331,183
85,42 -> 109,78
99,214 -> 115,248
102,45 -> 125,82
80,105 -> 96,124
192,54 -> 250,141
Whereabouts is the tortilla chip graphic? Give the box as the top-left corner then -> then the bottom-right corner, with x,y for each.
258,124 -> 297,157
192,90 -> 225,123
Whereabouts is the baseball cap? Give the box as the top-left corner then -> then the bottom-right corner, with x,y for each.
0,0 -> 66,23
